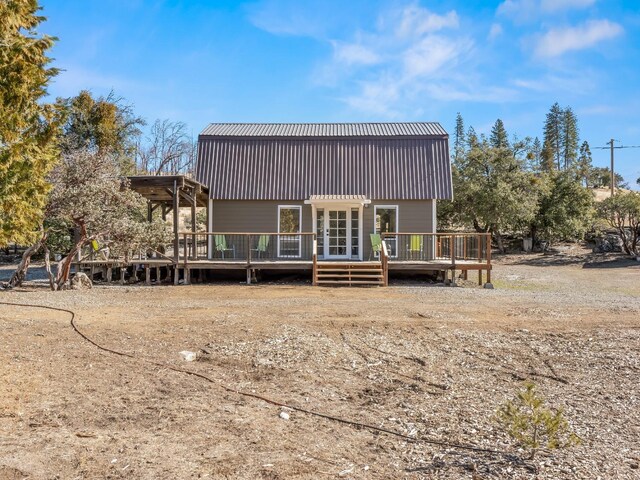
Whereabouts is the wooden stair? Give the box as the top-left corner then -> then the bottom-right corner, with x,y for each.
314,262 -> 385,287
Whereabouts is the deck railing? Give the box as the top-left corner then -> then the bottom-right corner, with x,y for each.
180,232 -> 317,264
381,233 -> 492,264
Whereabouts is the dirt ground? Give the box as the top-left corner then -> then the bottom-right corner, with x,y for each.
1,250 -> 639,479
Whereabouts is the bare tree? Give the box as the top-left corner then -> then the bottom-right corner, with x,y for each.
136,119 -> 196,175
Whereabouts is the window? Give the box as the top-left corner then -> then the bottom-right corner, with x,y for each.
351,208 -> 359,258
374,206 -> 398,257
278,206 -> 301,257
316,208 -> 324,257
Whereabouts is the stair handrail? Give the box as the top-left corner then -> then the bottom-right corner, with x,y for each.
381,240 -> 389,286
312,235 -> 317,286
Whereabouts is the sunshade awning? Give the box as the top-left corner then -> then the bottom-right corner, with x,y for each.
304,195 -> 371,205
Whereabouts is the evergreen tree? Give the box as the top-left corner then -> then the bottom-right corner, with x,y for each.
453,112 -> 465,162
561,107 -> 579,170
490,119 -> 509,149
527,137 -> 542,171
466,126 -> 479,150
542,102 -> 563,170
0,0 -> 60,246
57,90 -> 144,174
541,137 -> 556,172
577,141 -> 592,186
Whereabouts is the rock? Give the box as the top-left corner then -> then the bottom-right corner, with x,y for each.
179,350 -> 197,361
279,411 -> 290,420
483,283 -> 494,289
70,272 -> 92,290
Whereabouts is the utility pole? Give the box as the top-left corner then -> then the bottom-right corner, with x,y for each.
609,138 -> 615,198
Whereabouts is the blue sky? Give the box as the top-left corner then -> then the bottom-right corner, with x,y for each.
41,0 -> 640,185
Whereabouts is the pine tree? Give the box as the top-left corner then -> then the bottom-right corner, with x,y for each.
528,137 -> 542,171
0,0 -> 60,247
561,107 -> 579,170
490,119 -> 509,149
453,112 -> 466,162
466,126 -> 479,150
542,102 -> 563,170
541,137 -> 556,172
578,141 -> 592,186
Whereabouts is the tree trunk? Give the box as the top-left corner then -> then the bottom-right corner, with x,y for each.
43,245 -> 57,291
493,229 -> 505,253
7,231 -> 47,288
54,221 -> 87,289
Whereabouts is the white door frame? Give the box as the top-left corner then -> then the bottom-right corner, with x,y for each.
311,203 -> 364,261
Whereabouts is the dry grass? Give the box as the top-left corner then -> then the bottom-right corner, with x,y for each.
0,252 -> 639,479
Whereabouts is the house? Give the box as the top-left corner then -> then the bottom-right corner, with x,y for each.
76,122 -> 491,286
195,122 -> 452,263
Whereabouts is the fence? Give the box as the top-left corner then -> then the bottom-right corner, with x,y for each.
181,232 -> 316,263
381,233 -> 491,264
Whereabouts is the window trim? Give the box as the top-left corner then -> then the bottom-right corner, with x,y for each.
277,205 -> 302,258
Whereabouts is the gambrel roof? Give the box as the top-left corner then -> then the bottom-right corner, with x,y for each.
196,122 -> 452,200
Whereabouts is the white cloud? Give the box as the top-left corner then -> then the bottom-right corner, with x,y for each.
488,23 -> 503,40
540,0 -> 596,12
534,19 -> 623,58
395,4 -> 459,38
332,42 -> 380,66
498,0 -> 596,21
307,3 -> 472,115
343,78 -> 401,117
402,35 -> 470,78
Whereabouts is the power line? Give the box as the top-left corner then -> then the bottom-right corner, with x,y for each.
590,139 -> 639,197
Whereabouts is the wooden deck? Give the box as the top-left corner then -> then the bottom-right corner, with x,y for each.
73,232 -> 492,287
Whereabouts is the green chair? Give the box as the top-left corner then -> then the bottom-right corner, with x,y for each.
214,234 -> 236,259
369,233 -> 382,260
251,235 -> 270,258
407,235 -> 423,259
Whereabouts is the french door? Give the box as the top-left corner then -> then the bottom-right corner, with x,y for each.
325,209 -> 349,259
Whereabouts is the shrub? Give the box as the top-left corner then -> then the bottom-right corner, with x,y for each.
496,382 -> 580,459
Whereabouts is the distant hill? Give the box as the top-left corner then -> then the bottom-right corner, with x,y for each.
592,187 -> 631,202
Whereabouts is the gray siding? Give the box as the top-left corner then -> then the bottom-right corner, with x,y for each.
212,201 -> 313,233
211,199 -> 434,259
196,138 -> 452,200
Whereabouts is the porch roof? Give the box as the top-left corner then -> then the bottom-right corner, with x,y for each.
305,195 -> 371,205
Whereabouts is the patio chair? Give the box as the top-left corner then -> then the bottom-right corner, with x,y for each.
407,234 -> 423,259
214,234 -> 236,259
251,235 -> 270,259
369,233 -> 382,260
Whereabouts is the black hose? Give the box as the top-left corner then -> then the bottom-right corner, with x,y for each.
0,300 -> 508,456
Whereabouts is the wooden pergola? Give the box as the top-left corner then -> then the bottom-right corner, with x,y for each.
127,175 -> 210,261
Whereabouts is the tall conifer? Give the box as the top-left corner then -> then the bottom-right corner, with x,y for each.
0,0 -> 60,246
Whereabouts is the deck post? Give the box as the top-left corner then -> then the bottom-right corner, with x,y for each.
485,234 -> 492,285
145,265 -> 151,285
155,266 -> 160,284
174,266 -> 179,285
120,267 -> 125,285
207,200 -> 213,259
246,234 -> 252,285
450,234 -> 456,268
106,267 -> 112,283
190,189 -> 197,260
172,180 -> 180,263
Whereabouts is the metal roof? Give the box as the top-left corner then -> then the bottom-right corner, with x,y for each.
196,136 -> 452,200
200,122 -> 448,138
